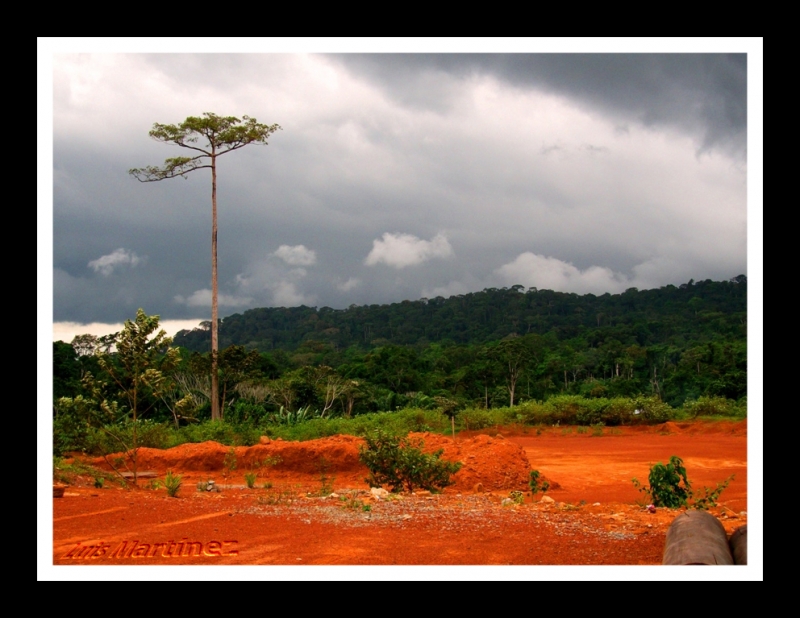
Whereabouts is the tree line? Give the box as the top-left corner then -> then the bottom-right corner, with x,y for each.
174,276 -> 746,353
54,276 -> 746,442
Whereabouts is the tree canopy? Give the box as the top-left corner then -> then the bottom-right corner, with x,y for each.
129,112 -> 281,421
129,113 -> 281,182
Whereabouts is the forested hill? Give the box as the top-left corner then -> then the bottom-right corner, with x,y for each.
174,276 -> 747,354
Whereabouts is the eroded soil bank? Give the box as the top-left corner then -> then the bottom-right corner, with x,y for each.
52,420 -> 748,567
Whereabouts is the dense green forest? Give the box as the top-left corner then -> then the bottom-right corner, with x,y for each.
53,276 -> 747,456
175,276 -> 747,353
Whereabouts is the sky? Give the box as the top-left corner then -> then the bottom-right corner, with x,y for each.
43,40 -> 761,342
39,39 -> 764,581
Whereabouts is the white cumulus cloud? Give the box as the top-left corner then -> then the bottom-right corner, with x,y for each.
336,277 -> 361,292
273,244 -> 317,266
495,252 -> 629,295
174,289 -> 253,308
272,281 -> 313,307
365,232 -> 453,269
87,248 -> 142,276
422,280 -> 471,299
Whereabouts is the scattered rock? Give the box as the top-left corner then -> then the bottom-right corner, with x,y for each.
370,487 -> 390,500
540,495 -> 555,504
259,436 -> 271,445
593,502 -> 601,506
473,483 -> 485,493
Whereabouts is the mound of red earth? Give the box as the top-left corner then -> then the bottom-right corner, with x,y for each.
93,432 -> 535,492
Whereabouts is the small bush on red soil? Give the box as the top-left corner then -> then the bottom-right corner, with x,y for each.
528,469 -> 550,495
359,430 -> 462,493
632,455 -> 734,509
164,470 -> 182,498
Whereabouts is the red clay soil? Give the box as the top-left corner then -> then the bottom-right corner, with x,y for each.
52,420 -> 749,568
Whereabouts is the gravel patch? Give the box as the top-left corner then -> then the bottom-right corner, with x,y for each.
241,492 -> 639,541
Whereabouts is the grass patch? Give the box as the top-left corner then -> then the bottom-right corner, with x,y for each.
53,457 -> 120,487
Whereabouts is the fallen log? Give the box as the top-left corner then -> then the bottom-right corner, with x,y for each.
662,510 -> 734,565
119,470 -> 158,479
729,524 -> 747,565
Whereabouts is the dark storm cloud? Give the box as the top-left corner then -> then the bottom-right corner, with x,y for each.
331,53 -> 747,158
50,49 -> 752,332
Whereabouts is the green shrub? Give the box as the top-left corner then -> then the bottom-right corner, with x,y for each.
691,475 -> 735,510
244,472 -> 257,489
632,455 -> 733,509
53,396 -> 94,455
603,398 -> 637,425
575,398 -> 610,425
513,400 -> 548,425
393,407 -> 448,433
460,408 -> 496,430
633,456 -> 690,507
164,470 -> 182,498
223,447 -> 237,480
175,420 -> 262,447
269,405 -> 320,426
83,419 -> 173,455
543,395 -> 584,425
359,429 -> 462,493
682,396 -> 736,418
631,396 -> 674,424
528,469 -> 550,495
53,456 -> 116,486
226,401 -> 268,424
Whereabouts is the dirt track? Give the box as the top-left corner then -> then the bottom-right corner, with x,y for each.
51,420 -> 749,569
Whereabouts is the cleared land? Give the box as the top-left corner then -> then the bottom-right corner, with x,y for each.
53,420 -> 747,566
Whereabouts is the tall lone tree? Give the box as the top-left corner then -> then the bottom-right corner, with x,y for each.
130,113 -> 281,421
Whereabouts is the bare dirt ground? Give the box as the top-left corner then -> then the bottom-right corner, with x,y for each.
51,420 -> 751,572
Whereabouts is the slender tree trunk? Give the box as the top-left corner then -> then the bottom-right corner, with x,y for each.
211,153 -> 220,421
132,381 -> 138,485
